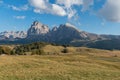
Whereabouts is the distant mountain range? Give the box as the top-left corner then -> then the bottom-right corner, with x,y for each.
0,31 -> 27,41
0,21 -> 120,50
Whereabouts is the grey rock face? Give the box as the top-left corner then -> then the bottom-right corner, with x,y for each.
26,22 -> 103,44
50,23 -> 85,43
52,26 -> 58,32
27,21 -> 49,36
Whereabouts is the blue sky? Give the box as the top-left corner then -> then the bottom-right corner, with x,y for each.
0,0 -> 120,35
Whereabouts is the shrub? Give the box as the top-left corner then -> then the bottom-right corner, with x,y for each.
10,50 -> 16,55
62,48 -> 69,53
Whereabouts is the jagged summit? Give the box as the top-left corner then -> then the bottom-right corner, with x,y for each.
27,21 -> 49,36
52,26 -> 58,31
0,21 -> 101,42
31,21 -> 43,28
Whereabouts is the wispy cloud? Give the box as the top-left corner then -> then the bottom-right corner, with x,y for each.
14,16 -> 26,19
8,4 -> 28,11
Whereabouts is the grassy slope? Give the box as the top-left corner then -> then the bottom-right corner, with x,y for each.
0,45 -> 120,80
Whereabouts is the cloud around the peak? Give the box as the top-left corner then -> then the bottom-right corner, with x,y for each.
99,0 -> 120,22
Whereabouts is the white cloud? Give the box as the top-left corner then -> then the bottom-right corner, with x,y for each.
29,0 -> 48,10
56,0 -> 83,8
99,0 -> 120,22
52,4 -> 67,16
14,16 -> 26,19
56,0 -> 94,19
28,0 -> 94,19
29,0 -> 66,16
9,5 -> 28,11
56,0 -> 83,19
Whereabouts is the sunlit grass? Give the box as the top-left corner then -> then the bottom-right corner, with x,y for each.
0,52 -> 120,80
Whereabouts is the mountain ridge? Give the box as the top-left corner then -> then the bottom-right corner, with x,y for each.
0,21 -> 120,50
0,31 -> 27,41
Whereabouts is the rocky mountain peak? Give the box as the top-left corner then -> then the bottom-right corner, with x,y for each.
32,21 -> 43,28
27,21 -> 49,36
52,26 -> 58,31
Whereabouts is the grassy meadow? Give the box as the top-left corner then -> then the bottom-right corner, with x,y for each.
0,45 -> 120,80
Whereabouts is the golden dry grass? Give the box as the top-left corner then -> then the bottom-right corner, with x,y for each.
0,45 -> 120,80
42,45 -> 64,54
0,55 -> 120,80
